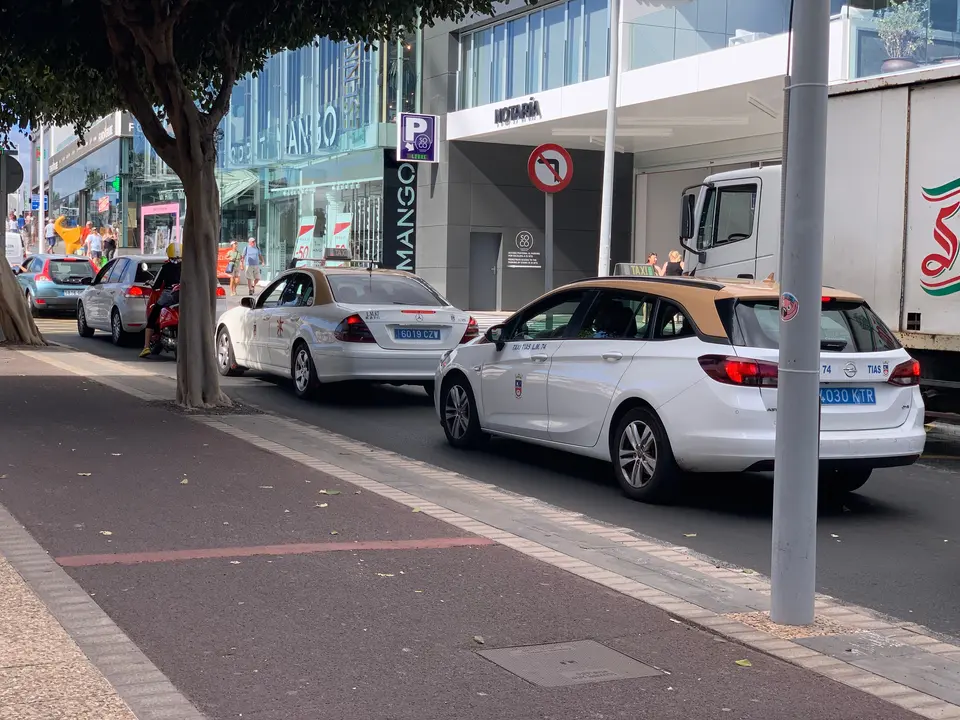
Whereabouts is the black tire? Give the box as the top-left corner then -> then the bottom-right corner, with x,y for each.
440,375 -> 486,449
291,342 -> 319,399
25,291 -> 40,318
421,380 -> 436,398
216,327 -> 244,377
76,302 -> 94,337
110,308 -> 130,346
821,467 -> 872,495
611,406 -> 681,504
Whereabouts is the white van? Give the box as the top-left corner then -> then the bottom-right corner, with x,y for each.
5,231 -> 23,269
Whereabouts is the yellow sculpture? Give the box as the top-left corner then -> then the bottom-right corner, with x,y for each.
53,216 -> 84,256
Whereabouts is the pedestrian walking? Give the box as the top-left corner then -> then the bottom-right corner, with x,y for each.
6,213 -> 17,233
44,216 -> 56,253
242,237 -> 263,295
225,240 -> 242,296
102,227 -> 117,260
86,226 -> 103,262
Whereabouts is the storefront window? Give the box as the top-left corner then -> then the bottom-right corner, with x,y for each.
475,28 -> 493,106
49,140 -> 124,242
507,18 -> 529,97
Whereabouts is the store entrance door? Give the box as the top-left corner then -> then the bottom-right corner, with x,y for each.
469,232 -> 501,311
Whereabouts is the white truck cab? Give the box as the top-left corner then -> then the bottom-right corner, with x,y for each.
679,165 -> 781,282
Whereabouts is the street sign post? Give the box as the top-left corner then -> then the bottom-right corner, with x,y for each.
397,113 -> 439,163
527,143 -> 574,292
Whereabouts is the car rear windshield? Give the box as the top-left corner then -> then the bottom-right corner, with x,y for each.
135,262 -> 165,283
327,273 -> 445,306
49,260 -> 95,282
731,299 -> 901,353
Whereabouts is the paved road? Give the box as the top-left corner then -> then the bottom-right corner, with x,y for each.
37,316 -> 960,639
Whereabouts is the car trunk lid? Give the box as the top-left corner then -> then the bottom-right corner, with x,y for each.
336,304 -> 470,350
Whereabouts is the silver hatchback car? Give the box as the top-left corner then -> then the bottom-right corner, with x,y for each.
76,255 -> 166,345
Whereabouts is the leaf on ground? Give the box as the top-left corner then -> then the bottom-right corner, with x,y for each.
0,475 -> 6,479
742,569 -> 757,575
669,618 -> 682,624
412,508 -> 422,513
414,590 -> 424,593
229,560 -> 241,565
99,530 -> 112,536
111,453 -> 122,456
77,472 -> 92,477
830,534 -> 839,538
376,572 -> 395,577
259,485 -> 273,489
180,478 -> 189,485
330,531 -> 339,536
473,635 -> 485,645
319,489 -> 341,495
315,503 -> 328,508
683,533 -> 697,538
735,659 -> 752,667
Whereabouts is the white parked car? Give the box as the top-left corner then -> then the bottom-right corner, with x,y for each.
215,266 -> 478,398
435,276 -> 925,503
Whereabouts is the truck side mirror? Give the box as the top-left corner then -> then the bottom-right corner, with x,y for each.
680,194 -> 696,240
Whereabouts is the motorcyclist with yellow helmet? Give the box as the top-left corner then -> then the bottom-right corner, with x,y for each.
140,242 -> 182,358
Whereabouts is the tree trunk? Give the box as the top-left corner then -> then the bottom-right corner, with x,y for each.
0,261 -> 45,346
176,156 -> 229,408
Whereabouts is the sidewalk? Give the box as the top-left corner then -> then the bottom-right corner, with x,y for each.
0,346 -> 955,719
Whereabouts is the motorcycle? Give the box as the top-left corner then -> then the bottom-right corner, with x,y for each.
146,283 -> 180,358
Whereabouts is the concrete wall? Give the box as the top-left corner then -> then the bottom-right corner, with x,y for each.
417,9 -> 634,311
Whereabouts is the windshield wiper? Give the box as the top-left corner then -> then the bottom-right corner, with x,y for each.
820,339 -> 848,351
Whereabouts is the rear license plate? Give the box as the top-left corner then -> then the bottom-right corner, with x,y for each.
394,328 -> 441,341
63,290 -> 82,297
819,387 -> 876,405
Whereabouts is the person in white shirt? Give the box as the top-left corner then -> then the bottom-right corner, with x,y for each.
86,228 -> 103,261
6,213 -> 17,233
44,218 -> 56,253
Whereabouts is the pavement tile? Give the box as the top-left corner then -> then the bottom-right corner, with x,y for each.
0,694 -> 137,720
0,661 -> 114,704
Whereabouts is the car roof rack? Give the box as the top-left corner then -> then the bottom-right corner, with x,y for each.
575,275 -> 725,291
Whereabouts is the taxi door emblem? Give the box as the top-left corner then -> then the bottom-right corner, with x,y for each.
515,374 -> 523,399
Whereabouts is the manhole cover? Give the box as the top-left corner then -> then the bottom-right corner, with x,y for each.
478,640 -> 661,687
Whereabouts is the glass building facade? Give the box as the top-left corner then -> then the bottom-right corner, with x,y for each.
130,31 -> 421,280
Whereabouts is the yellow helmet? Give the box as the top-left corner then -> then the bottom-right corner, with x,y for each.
165,242 -> 181,259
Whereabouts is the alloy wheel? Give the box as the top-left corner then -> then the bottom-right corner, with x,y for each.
217,332 -> 231,371
619,421 -> 658,488
112,312 -> 122,343
294,348 -> 310,392
77,306 -> 85,331
444,385 -> 470,440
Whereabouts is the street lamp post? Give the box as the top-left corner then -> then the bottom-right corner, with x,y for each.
596,0 -> 621,277
770,0 -> 831,626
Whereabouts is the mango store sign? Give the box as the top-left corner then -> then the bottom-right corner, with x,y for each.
382,150 -> 416,271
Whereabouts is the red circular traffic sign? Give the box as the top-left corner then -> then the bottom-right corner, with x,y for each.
527,143 -> 574,193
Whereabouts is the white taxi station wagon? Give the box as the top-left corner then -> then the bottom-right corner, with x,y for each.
435,276 -> 925,503
216,262 -> 478,398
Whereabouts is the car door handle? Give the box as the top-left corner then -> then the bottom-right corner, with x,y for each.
531,354 -> 549,363
602,352 -> 623,361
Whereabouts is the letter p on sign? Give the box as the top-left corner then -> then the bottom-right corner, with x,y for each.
403,116 -> 427,142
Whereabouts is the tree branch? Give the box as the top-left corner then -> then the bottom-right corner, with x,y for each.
205,38 -> 239,129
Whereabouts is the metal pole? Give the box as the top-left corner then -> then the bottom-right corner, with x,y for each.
1,153 -> 9,243
596,0 -> 620,276
777,73 -> 791,284
544,192 -> 554,292
38,125 -> 46,253
770,0 -> 830,626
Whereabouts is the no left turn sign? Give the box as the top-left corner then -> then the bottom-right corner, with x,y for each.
528,143 -> 574,193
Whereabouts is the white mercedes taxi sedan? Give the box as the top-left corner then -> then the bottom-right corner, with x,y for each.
435,276 -> 925,503
216,266 -> 477,398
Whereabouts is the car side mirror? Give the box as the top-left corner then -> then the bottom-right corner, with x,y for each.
241,296 -> 254,309
485,324 -> 506,351
80,276 -> 93,285
11,266 -> 21,275
679,193 -> 696,240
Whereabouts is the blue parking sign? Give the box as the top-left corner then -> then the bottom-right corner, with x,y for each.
397,113 -> 438,164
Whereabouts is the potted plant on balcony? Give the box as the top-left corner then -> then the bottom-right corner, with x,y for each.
876,0 -> 932,73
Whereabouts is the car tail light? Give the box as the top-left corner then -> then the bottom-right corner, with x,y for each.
216,285 -> 226,298
34,274 -> 52,284
699,355 -> 779,387
125,285 -> 146,298
888,358 -> 920,387
460,316 -> 479,344
334,314 -> 376,343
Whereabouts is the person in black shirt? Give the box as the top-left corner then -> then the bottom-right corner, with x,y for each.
140,243 -> 182,358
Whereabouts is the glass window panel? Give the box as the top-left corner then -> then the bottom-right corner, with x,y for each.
493,24 -> 507,102
507,17 -> 528,98
475,28 -> 493,106
528,11 -> 544,92
543,4 -> 566,90
629,24 -> 676,70
566,0 -> 584,84
583,0 -> 609,80
461,33 -> 474,108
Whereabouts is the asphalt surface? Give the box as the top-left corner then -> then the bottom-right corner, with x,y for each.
0,354 -> 920,720
35,315 -> 960,639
